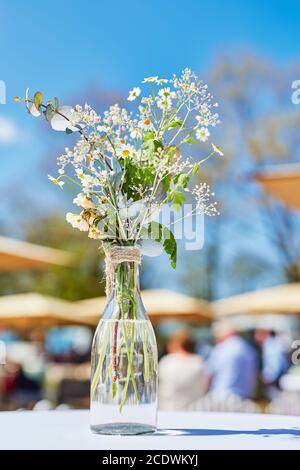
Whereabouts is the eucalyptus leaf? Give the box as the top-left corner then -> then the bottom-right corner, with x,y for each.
140,238 -> 164,257
33,91 -> 43,111
44,104 -> 54,122
54,97 -> 59,112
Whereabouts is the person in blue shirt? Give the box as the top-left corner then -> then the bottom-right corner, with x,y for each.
255,329 -> 288,399
207,320 -> 258,399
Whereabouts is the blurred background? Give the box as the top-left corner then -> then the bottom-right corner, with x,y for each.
1,0 -> 300,414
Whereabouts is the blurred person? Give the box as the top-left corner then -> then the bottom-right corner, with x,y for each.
255,329 -> 288,399
207,320 -> 258,399
158,329 -> 209,410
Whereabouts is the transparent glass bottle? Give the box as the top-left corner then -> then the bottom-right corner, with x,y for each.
90,247 -> 158,435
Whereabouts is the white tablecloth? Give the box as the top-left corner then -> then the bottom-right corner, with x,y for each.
0,410 -> 300,450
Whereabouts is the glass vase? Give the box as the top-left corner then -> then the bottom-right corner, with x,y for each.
90,246 -> 158,435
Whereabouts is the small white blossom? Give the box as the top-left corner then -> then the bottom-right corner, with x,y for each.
156,78 -> 168,84
73,193 -> 96,209
117,143 -> 135,159
196,127 -> 210,142
127,87 -> 141,101
212,143 -> 224,156
142,76 -> 158,83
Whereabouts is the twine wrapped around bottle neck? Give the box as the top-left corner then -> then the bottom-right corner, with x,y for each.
103,245 -> 142,297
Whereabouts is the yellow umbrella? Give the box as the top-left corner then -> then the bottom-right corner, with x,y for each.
256,164 -> 300,210
73,289 -> 213,325
0,290 -> 213,330
213,283 -> 300,317
0,236 -> 74,270
0,293 -> 94,329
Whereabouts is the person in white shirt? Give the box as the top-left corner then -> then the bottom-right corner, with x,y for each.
158,329 -> 209,410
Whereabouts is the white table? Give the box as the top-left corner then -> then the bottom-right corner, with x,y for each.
0,410 -> 300,450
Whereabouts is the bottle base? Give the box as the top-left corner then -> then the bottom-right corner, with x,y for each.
90,422 -> 156,435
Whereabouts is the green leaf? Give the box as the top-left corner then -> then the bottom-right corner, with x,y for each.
112,380 -> 117,398
176,174 -> 189,189
192,162 -> 200,175
143,130 -> 155,141
162,173 -> 171,192
54,97 -> 59,112
163,227 -> 177,269
33,91 -> 43,110
166,119 -> 183,129
148,221 -> 163,242
165,145 -> 179,157
153,139 -> 163,151
168,190 -> 186,210
182,136 -> 197,144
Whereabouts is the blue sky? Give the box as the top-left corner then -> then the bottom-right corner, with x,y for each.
1,0 -> 299,219
1,0 -> 300,174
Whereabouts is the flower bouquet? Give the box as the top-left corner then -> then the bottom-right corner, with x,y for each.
16,68 -> 221,434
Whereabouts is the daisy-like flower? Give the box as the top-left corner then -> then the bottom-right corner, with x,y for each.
75,168 -> 84,180
117,143 -> 135,159
212,143 -> 224,156
82,174 -> 98,189
127,87 -> 141,102
156,78 -> 168,84
158,87 -> 176,99
139,117 -> 152,130
196,126 -> 210,142
142,76 -> 158,83
48,174 -> 64,188
73,193 -> 96,209
157,87 -> 177,110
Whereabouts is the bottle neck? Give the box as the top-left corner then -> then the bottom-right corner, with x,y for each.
111,260 -> 140,297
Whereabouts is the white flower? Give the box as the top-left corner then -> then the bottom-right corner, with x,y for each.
66,212 -> 89,231
211,143 -> 224,156
88,226 -> 100,239
117,137 -> 127,146
82,174 -> 98,189
117,144 -> 135,159
73,193 -> 96,209
158,87 -> 176,99
157,88 -> 176,110
48,174 -> 64,188
157,97 -> 172,110
75,168 -> 84,179
127,87 -> 141,102
142,76 -> 158,83
196,126 -> 210,142
139,117 -> 152,130
156,78 -> 168,84
195,115 -> 209,126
